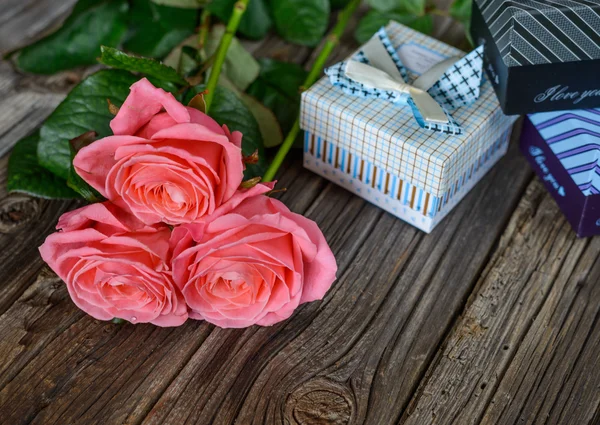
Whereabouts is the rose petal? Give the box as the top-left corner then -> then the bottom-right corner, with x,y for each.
110,78 -> 190,136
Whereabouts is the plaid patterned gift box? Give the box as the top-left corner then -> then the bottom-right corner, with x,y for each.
300,21 -> 518,233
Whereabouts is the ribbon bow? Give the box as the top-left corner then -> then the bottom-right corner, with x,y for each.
325,27 -> 484,135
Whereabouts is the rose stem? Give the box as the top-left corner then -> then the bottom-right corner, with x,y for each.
197,9 -> 211,50
262,0 -> 362,182
203,0 -> 249,112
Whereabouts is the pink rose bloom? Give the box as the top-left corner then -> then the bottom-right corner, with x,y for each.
73,78 -> 244,226
170,186 -> 337,328
39,202 -> 188,327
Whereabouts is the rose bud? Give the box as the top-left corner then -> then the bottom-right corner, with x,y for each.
73,78 -> 244,226
39,202 -> 188,326
170,187 -> 337,328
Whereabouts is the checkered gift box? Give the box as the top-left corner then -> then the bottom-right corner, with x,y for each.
300,21 -> 518,233
325,27 -> 485,135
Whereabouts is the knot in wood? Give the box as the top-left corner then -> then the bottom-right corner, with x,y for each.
0,194 -> 40,233
285,378 -> 354,425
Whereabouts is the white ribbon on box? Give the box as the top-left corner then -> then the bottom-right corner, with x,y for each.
325,27 -> 485,135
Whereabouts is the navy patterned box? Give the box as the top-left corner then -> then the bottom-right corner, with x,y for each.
521,108 -> 600,237
471,0 -> 600,115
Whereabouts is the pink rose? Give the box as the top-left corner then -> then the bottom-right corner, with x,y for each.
73,78 -> 244,226
170,187 -> 337,328
39,202 -> 188,327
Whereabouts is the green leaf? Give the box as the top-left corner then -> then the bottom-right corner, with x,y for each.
204,25 -> 260,91
187,85 -> 267,179
355,10 -> 433,44
124,0 -> 197,59
246,59 -> 307,138
210,86 -> 267,179
99,46 -> 188,85
7,132 -> 80,199
67,134 -> 104,202
219,76 -> 283,148
271,0 -> 330,46
38,69 -> 139,180
330,0 -> 351,9
410,15 -> 434,34
367,0 -> 396,11
146,77 -> 181,95
449,0 -> 472,24
162,35 -> 201,74
402,0 -> 426,15
15,0 -> 128,74
208,0 -> 272,40
368,0 -> 425,14
241,95 -> 283,148
151,0 -> 206,8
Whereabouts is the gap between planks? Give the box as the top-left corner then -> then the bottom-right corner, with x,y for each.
401,179 -> 600,425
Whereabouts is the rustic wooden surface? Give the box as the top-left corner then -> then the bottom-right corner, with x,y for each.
0,2 -> 599,424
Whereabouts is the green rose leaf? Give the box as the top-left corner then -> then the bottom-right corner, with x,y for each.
247,59 -> 307,139
209,86 -> 268,179
240,94 -> 283,148
450,0 -> 473,24
219,76 -> 283,148
367,0 -> 397,11
204,25 -> 260,91
146,77 -> 181,96
330,0 -> 351,9
402,0 -> 427,15
14,0 -> 129,74
162,35 -> 203,76
368,0 -> 426,14
271,0 -> 330,47
67,133 -> 104,202
38,69 -> 139,180
124,0 -> 197,59
355,10 -> 433,44
7,132 -> 80,199
208,0 -> 272,40
410,14 -> 434,34
450,0 -> 473,44
150,0 -> 206,8
99,46 -> 188,85
187,85 -> 267,179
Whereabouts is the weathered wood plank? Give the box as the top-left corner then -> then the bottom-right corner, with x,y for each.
0,62 -> 68,156
129,131 -> 532,425
0,85 -> 532,425
481,213 -> 600,424
0,58 -> 78,314
0,0 -> 78,54
399,179 -> 595,424
2,2 -> 576,425
0,162 -> 381,425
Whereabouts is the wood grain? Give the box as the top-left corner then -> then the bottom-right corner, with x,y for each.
1,2 -> 599,425
400,179 -> 598,425
0,0 -> 78,54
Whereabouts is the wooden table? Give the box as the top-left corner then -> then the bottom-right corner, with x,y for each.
1,2 -> 599,424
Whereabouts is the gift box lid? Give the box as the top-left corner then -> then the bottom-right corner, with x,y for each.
528,108 -> 600,195
300,22 -> 517,197
476,0 -> 600,67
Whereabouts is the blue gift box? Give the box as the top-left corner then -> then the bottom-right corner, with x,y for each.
521,109 -> 600,237
300,22 -> 517,232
